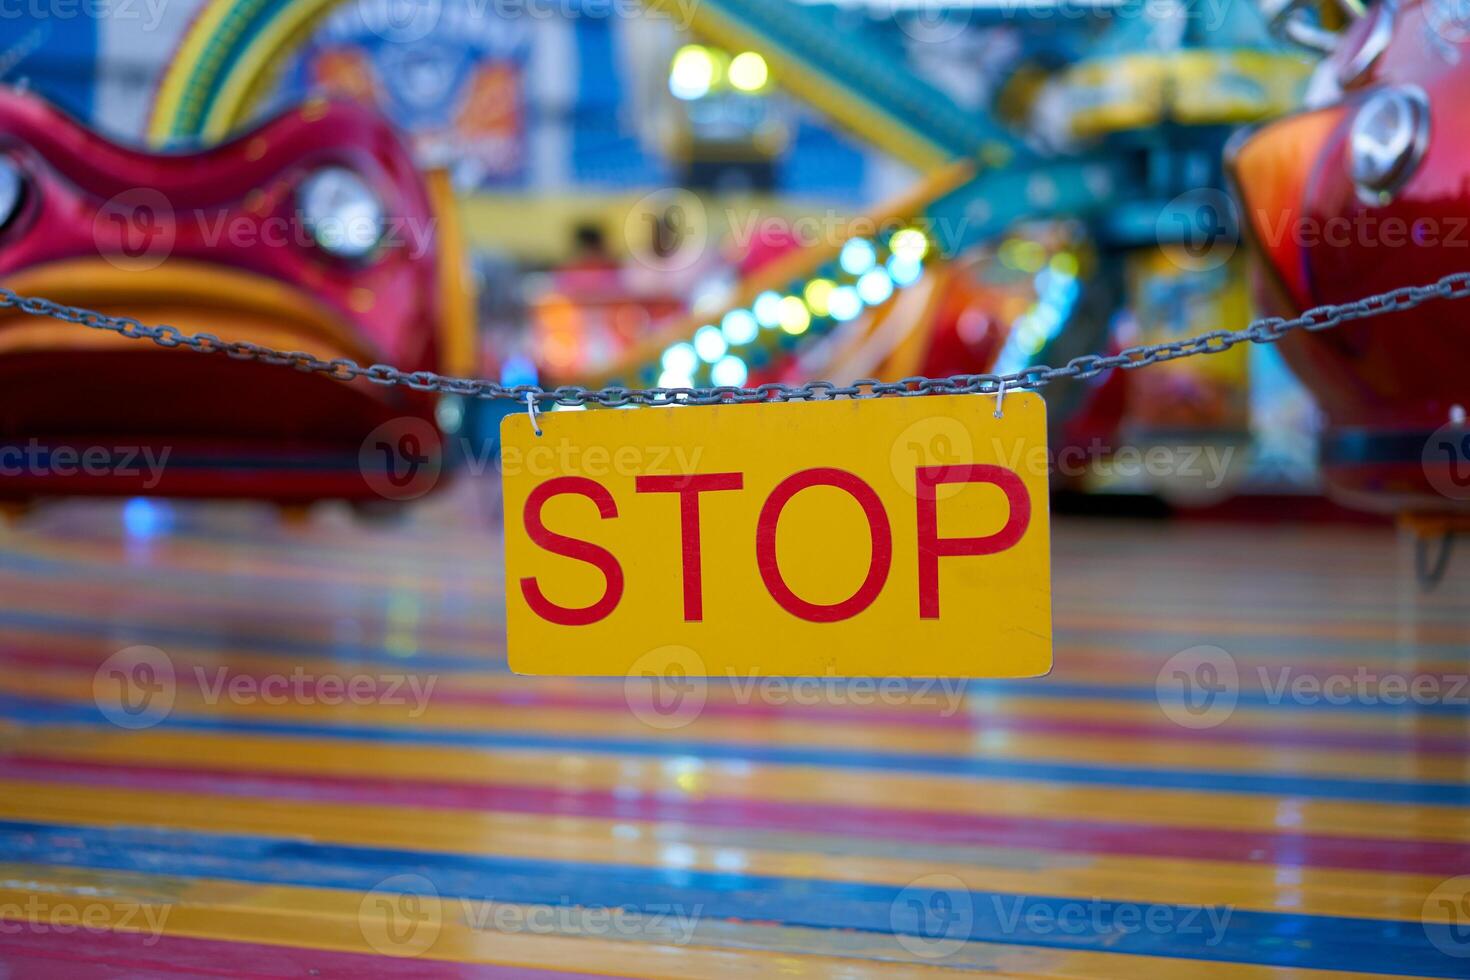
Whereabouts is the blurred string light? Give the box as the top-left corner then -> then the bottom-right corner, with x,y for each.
828,284 -> 862,321
839,238 -> 877,275
721,308 -> 759,345
993,247 -> 1082,376
803,278 -> 835,317
778,296 -> 811,335
670,45 -> 717,100
727,52 -> 769,93
641,227 -> 931,385
711,354 -> 749,386
887,254 -> 923,287
889,228 -> 929,262
753,291 -> 783,328
857,268 -> 894,306
660,341 -> 698,386
693,324 -> 728,363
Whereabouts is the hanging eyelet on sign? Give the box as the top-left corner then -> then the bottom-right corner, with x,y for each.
993,377 -> 1006,419
526,392 -> 542,437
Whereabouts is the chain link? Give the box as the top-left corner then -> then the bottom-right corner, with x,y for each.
3,271 -> 1468,409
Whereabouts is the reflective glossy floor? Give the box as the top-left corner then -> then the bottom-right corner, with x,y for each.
1,485 -> 1468,977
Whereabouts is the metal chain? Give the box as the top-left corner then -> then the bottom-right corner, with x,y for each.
3,270 -> 1469,408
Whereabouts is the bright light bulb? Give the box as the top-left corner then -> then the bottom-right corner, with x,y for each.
803,278 -> 835,317
670,45 -> 715,101
839,238 -> 877,276
694,325 -> 728,363
658,368 -> 695,388
711,355 -> 748,386
753,291 -> 783,327
728,52 -> 769,93
889,228 -> 929,262
721,309 -> 759,345
661,342 -> 697,375
777,296 -> 811,335
857,269 -> 894,306
828,285 -> 862,322
887,254 -> 922,287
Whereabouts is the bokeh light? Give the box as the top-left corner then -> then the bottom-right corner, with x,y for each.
777,296 -> 812,334
711,354 -> 749,386
887,254 -> 922,287
803,278 -> 835,317
728,52 -> 769,92
857,268 -> 894,306
670,45 -> 716,101
753,290 -> 783,328
828,285 -> 862,321
839,238 -> 877,275
694,324 -> 728,362
721,309 -> 759,345
661,342 -> 698,376
889,227 -> 929,262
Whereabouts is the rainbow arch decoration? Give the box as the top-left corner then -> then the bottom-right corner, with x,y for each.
148,0 -> 1013,168
149,0 -> 344,145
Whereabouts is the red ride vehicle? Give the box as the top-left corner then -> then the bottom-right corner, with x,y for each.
0,88 -> 474,507
1228,0 -> 1470,517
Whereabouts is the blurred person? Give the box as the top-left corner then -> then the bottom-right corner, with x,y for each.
552,222 -> 623,299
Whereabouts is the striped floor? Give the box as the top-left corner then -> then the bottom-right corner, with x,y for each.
1,487 -> 1468,977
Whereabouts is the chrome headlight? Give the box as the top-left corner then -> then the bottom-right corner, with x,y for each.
1348,85 -> 1429,204
298,166 -> 384,259
1260,0 -> 1366,53
0,156 -> 23,231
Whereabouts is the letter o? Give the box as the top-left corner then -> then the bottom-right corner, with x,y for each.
755,468 -> 892,622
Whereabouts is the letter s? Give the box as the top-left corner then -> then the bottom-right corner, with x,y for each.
520,477 -> 624,625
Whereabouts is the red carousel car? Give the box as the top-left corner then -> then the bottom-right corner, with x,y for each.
1228,0 -> 1470,517
0,87 -> 473,505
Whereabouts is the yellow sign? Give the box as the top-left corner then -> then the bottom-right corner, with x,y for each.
502,393 -> 1051,677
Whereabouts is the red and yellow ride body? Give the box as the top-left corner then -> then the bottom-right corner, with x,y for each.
0,89 -> 461,503
1228,0 -> 1469,513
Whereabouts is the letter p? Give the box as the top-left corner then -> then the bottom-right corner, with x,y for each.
916,465 -> 1030,619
